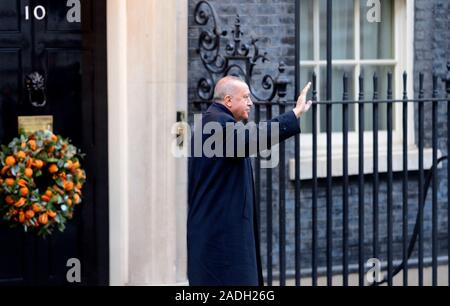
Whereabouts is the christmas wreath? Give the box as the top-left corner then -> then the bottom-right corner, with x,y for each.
0,130 -> 86,237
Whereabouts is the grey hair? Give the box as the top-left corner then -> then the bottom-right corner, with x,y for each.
213,76 -> 247,102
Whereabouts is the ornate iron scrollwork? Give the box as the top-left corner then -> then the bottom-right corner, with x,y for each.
194,0 -> 289,102
25,72 -> 47,107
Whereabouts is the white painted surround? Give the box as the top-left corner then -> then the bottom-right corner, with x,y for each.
107,0 -> 188,286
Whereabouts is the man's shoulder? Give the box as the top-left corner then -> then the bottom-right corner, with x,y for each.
204,104 -> 236,126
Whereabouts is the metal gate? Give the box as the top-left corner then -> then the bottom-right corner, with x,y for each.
190,0 -> 450,286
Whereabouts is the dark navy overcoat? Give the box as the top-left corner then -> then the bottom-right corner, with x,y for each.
187,102 -> 301,286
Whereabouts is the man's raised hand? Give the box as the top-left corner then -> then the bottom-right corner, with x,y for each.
293,82 -> 313,119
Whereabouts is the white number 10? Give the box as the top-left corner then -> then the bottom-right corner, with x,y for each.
25,5 -> 47,21
24,1 -> 80,23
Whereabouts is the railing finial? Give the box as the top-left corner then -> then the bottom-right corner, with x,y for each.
275,61 -> 290,104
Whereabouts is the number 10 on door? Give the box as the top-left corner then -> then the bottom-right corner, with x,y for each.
24,1 -> 81,22
25,5 -> 46,21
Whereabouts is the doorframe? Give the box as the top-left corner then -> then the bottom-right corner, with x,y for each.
107,0 -> 129,286
82,0 -> 109,285
106,0 -> 189,285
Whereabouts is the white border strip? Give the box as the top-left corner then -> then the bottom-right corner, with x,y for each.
107,0 -> 129,286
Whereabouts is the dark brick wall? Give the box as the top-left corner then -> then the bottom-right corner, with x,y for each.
412,0 -> 450,269
188,0 -> 296,107
188,0 -> 450,278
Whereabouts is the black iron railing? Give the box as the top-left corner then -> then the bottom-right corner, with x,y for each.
191,0 -> 450,286
192,68 -> 450,286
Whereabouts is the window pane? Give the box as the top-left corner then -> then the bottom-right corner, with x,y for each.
299,67 -> 315,133
319,66 -> 356,133
300,0 -> 314,61
360,0 -> 394,59
320,0 -> 354,60
360,65 -> 395,131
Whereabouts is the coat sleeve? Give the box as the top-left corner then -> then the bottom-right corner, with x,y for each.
223,110 -> 301,158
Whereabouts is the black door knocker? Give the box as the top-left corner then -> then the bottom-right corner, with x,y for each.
25,72 -> 47,107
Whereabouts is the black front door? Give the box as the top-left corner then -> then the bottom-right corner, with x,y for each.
0,0 -> 108,285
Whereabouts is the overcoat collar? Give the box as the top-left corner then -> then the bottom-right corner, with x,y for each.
209,102 -> 235,120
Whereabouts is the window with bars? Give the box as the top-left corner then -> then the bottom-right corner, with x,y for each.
290,0 -> 419,179
299,0 -> 397,133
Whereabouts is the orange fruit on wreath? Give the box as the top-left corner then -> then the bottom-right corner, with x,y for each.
5,195 -> 14,205
5,178 -> 15,186
33,159 -> 44,169
24,168 -> 33,177
16,151 -> 26,160
65,160 -> 73,170
28,140 -> 36,151
25,210 -> 35,219
64,181 -> 74,191
18,179 -> 27,187
47,210 -> 57,218
76,169 -> 86,179
5,156 -> 15,166
19,211 -> 25,223
20,187 -> 29,196
73,161 -> 80,170
38,213 -> 48,225
48,164 -> 58,174
14,198 -> 26,208
1,166 -> 9,175
32,203 -> 42,213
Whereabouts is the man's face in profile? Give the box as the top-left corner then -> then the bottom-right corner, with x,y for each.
228,82 -> 253,122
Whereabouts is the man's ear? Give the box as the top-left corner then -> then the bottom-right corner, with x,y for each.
224,95 -> 232,108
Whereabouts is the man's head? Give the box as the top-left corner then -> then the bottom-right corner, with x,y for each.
213,76 -> 253,121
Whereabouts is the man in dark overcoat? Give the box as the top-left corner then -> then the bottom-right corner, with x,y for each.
188,76 -> 312,285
